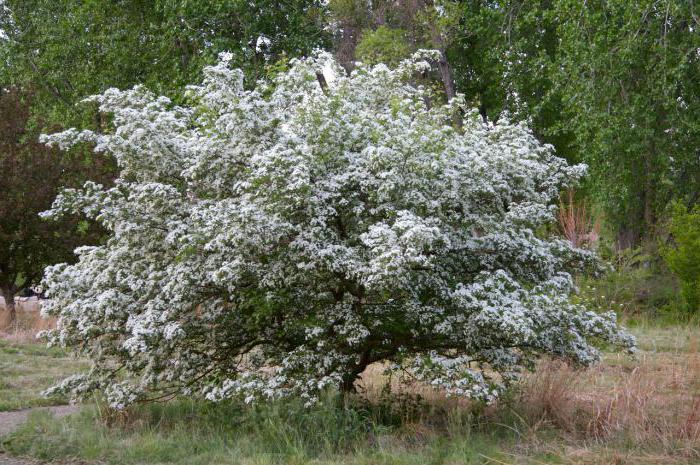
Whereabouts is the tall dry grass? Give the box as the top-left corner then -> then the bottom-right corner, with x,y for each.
355,332 -> 700,462
0,300 -> 56,343
499,342 -> 700,463
516,357 -> 700,443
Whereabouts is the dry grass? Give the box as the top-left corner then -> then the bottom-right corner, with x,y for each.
0,302 -> 56,343
354,326 -> 700,463
505,330 -> 700,463
516,355 -> 700,448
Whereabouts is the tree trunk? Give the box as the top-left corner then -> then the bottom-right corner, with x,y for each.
616,225 -> 639,251
336,24 -> 360,73
1,286 -> 16,325
339,351 -> 373,394
436,49 -> 456,101
425,14 -> 456,102
642,155 -> 656,237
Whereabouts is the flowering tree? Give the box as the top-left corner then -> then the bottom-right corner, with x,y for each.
40,51 -> 634,408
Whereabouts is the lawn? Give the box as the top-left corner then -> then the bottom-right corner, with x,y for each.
1,323 -> 698,465
0,336 -> 89,411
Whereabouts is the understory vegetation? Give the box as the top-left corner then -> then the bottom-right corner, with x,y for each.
0,338 -> 86,412
0,310 -> 87,411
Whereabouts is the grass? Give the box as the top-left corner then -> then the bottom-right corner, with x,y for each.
1,322 -> 699,464
1,290 -> 699,464
0,307 -> 89,411
0,337 -> 89,411
2,398 -> 518,465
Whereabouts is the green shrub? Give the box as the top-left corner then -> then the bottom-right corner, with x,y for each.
662,202 -> 700,313
575,246 -> 680,321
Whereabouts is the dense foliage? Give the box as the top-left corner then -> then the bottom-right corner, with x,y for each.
40,53 -> 633,408
0,0 -> 329,127
328,1 -> 700,246
551,0 -> 700,246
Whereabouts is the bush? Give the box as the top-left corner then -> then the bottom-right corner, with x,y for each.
662,202 -> 700,313
39,51 -> 633,409
575,246 -> 681,321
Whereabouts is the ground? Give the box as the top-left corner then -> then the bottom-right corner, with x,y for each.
0,337 -> 88,412
0,322 -> 698,464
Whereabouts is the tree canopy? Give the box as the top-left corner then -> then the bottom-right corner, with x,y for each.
0,0 -> 329,127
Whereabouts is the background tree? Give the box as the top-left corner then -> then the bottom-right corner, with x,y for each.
355,25 -> 411,67
662,202 -> 700,313
550,0 -> 700,248
0,0 -> 330,129
329,0 -> 461,100
0,87 -> 110,322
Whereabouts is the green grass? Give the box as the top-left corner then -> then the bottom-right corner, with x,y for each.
625,321 -> 699,353
0,338 -> 89,411
4,388 -> 695,465
2,397 -> 522,465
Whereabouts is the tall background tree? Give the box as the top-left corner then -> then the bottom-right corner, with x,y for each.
0,0 -> 330,128
328,0 -> 461,100
551,0 -> 700,248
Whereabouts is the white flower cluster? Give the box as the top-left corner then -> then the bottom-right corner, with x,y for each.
39,50 -> 634,408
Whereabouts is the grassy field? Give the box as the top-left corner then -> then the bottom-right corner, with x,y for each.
0,321 -> 698,464
0,336 -> 88,412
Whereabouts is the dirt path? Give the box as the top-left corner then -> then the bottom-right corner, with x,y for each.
0,405 -> 80,464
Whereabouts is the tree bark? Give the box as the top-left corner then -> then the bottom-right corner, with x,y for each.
340,373 -> 358,393
436,49 -> 456,101
642,153 -> 656,237
1,286 -> 16,325
339,349 -> 373,394
425,12 -> 456,101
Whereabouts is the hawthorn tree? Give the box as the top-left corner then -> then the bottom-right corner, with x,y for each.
40,52 -> 634,408
0,87 -> 109,323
